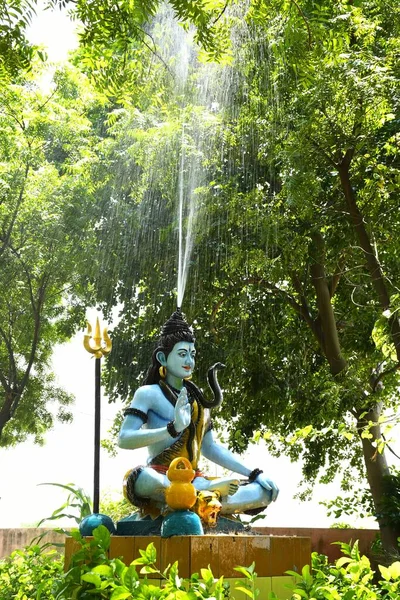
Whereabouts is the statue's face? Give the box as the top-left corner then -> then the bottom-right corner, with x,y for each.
164,341 -> 196,380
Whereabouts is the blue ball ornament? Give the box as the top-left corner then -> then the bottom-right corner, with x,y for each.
161,509 -> 203,538
79,513 -> 116,536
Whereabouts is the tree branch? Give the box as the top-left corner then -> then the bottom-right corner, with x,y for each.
309,231 -> 347,375
290,271 -> 318,333
0,162 -> 30,258
329,252 -> 347,298
0,325 -> 17,386
371,362 -> 400,393
212,0 -> 230,25
309,136 -> 337,167
338,158 -> 400,362
290,0 -> 312,48
211,275 -> 316,337
14,275 -> 48,410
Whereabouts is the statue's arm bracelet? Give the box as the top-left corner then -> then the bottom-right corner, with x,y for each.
248,468 -> 263,482
167,420 -> 180,438
123,407 -> 148,423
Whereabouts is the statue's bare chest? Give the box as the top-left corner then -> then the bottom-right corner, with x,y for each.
146,393 -> 175,427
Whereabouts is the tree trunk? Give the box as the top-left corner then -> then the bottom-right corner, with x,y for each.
309,231 -> 347,375
338,160 -> 400,361
338,160 -> 399,553
0,389 -> 17,440
357,405 -> 400,555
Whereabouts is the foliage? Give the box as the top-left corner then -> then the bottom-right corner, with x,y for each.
2,0 -> 400,559
0,1 -> 47,82
0,66 -> 105,447
99,491 -> 135,523
54,525 -> 246,599
375,470 -> 400,531
0,0 -> 230,89
321,488 -> 375,522
66,0 -> 231,99
36,482 -> 134,530
321,467 -> 400,531
2,527 -> 400,600
329,523 -> 354,530
287,540 -> 400,600
234,562 -> 260,599
12,527 -> 399,600
37,482 -> 93,530
0,542 -> 64,600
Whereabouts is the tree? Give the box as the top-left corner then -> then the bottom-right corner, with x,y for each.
197,0 -> 400,552
215,0 -> 400,553
87,0 -> 400,553
0,67 -> 104,446
0,0 -> 229,88
0,0 -> 46,81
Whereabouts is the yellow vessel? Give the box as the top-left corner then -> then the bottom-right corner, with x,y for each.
165,457 -> 197,510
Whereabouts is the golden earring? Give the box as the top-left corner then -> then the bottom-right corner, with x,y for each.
159,366 -> 167,378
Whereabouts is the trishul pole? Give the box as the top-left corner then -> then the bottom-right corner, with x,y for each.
83,317 -> 112,514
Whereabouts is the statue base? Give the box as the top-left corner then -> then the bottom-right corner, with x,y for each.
116,513 -> 246,536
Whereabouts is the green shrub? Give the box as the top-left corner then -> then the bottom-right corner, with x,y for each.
2,525 -> 400,599
286,540 -> 400,600
99,491 -> 135,523
53,525 -> 246,599
0,543 -> 64,600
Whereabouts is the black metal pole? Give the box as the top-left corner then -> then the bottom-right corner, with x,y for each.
93,357 -> 101,514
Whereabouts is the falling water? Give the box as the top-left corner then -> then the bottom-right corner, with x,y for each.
98,1 -> 283,338
177,126 -> 186,308
177,125 -> 197,308
84,0 -> 293,418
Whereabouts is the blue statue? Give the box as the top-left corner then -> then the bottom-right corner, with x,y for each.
118,309 -> 279,518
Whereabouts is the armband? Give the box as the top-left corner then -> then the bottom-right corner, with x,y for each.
123,407 -> 148,423
248,468 -> 263,482
167,420 -> 180,438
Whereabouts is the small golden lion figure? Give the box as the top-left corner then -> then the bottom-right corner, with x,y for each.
193,490 -> 222,527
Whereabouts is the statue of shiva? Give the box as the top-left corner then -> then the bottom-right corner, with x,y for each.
118,309 -> 279,517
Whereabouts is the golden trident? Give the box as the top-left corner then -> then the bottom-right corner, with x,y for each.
83,317 -> 112,358
83,316 -> 112,515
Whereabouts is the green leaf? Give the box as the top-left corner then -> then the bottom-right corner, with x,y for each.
388,561 -> 400,579
235,585 -> 256,598
81,572 -> 102,587
290,590 -> 309,599
93,525 -> 111,550
140,565 -> 159,574
92,564 -> 113,576
234,565 -> 253,579
200,567 -> 215,585
336,557 -> 353,568
110,587 -> 132,600
123,565 -> 139,590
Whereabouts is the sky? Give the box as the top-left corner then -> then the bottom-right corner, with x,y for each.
27,1 -> 78,63
0,3 -> 388,532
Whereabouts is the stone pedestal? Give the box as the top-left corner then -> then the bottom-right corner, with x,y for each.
116,513 -> 246,535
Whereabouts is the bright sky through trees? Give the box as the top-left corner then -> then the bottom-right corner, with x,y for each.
27,1 -> 78,63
